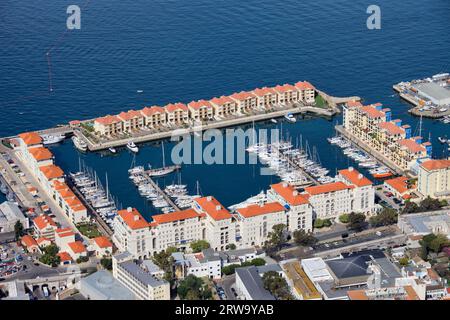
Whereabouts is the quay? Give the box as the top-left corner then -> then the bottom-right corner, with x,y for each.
65,179 -> 114,237
335,125 -> 409,177
79,104 -> 340,152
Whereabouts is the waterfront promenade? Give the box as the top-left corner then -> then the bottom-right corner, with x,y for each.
79,104 -> 340,151
335,125 -> 409,177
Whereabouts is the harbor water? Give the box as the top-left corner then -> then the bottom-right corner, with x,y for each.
1,0 -> 450,219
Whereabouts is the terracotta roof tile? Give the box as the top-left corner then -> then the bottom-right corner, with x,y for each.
237,202 -> 285,218
93,236 -> 113,248
420,159 -> 450,171
271,183 -> 309,206
304,182 -> 352,196
152,208 -> 203,224
18,132 -> 42,146
194,196 -> 232,220
117,208 -> 150,230
39,165 -> 64,180
339,168 -> 373,187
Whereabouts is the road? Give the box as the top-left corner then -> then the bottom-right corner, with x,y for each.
217,274 -> 236,301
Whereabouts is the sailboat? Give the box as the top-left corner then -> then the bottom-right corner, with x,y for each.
147,141 -> 180,177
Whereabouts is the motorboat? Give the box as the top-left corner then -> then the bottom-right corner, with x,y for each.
127,141 -> 139,153
271,119 -> 278,124
108,147 -> 117,154
284,113 -> 296,122
41,133 -> 65,145
72,136 -> 88,152
438,136 -> 447,144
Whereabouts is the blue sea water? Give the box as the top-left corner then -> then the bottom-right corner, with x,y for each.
1,0 -> 449,219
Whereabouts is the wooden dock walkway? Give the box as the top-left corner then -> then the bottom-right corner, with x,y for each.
141,172 -> 181,212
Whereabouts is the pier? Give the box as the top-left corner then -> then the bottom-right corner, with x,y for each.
271,147 -> 318,186
66,179 -> 114,237
335,125 -> 408,177
78,104 -> 339,152
138,171 -> 181,212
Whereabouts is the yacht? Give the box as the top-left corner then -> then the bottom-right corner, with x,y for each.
284,113 -> 296,123
41,133 -> 65,145
127,141 -> 139,153
108,147 -> 117,154
72,136 -> 88,152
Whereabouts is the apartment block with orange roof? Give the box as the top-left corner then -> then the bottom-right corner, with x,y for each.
117,110 -> 145,132
33,214 -> 58,240
37,164 -> 65,194
93,115 -> 123,136
229,91 -> 258,114
273,84 -> 299,105
52,180 -> 88,224
54,227 -> 76,249
193,196 -> 236,251
67,240 -> 88,260
295,81 -> 316,104
336,167 -> 375,212
164,103 -> 189,125
140,106 -> 167,128
235,202 -> 286,247
418,159 -> 450,199
252,87 -> 278,109
187,100 -> 214,121
17,132 -> 43,150
91,236 -> 113,258
267,182 -> 313,232
209,96 -> 238,118
384,176 -> 415,201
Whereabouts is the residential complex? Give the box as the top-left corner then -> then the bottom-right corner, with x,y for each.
343,101 -> 431,172
91,81 -> 316,137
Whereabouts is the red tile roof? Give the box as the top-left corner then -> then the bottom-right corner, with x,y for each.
21,235 -> 38,248
55,227 -> 75,238
210,96 -> 235,106
230,91 -> 256,101
36,237 -> 51,246
93,236 -> 113,249
39,165 -> 64,180
304,182 -> 352,196
152,208 -> 202,224
398,139 -> 426,153
165,103 -> 188,112
18,132 -> 42,146
195,196 -> 232,220
360,106 -> 385,119
420,159 -> 450,171
346,100 -> 363,108
141,106 -> 164,116
57,252 -> 72,262
117,208 -> 150,230
33,214 -> 57,230
295,81 -> 315,90
68,241 -> 86,254
188,100 -> 213,110
29,147 -> 53,161
385,176 -> 409,194
271,183 -> 309,206
237,202 -> 285,218
379,121 -> 405,135
118,110 -> 143,121
95,115 -> 121,126
273,84 -> 297,93
339,168 -> 373,187
253,87 -> 277,97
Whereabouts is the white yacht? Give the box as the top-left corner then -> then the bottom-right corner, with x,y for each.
72,136 -> 88,152
41,133 -> 65,145
108,147 -> 117,154
127,141 -> 139,153
284,113 -> 296,122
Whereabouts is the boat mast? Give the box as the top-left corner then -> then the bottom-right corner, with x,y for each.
162,141 -> 166,167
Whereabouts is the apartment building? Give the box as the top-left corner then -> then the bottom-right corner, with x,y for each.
418,159 -> 450,199
295,81 -> 316,104
303,168 -> 375,219
252,87 -> 278,109
235,202 -> 286,247
267,182 -> 313,232
164,103 -> 189,125
193,196 -> 236,251
343,102 -> 431,171
117,110 -> 145,132
112,252 -> 170,300
93,115 -> 123,136
273,84 -> 299,105
52,180 -> 88,224
209,96 -> 238,118
32,214 -> 58,240
230,91 -> 258,114
187,100 -> 214,121
140,106 -> 167,128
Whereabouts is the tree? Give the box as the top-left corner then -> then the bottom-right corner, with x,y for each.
39,244 -> 60,267
399,257 -> 409,266
293,230 -> 318,247
190,240 -> 210,253
221,258 -> 266,275
402,201 -> 419,214
14,221 -> 24,241
323,219 -> 332,227
262,271 -> 293,300
152,250 -> 175,283
100,257 -> 112,270
265,224 -> 287,252
339,214 -> 350,224
347,212 -> 366,231
369,208 -> 398,227
227,243 -> 237,250
177,275 -> 211,300
419,197 -> 443,212
419,233 -> 450,256
314,219 -> 324,229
